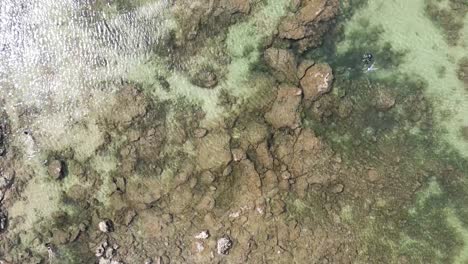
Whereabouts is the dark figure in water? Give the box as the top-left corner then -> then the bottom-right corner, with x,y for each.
362,53 -> 373,65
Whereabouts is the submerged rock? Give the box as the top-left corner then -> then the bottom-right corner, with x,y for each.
265,85 -> 302,129
273,128 -> 334,185
221,0 -> 251,14
278,0 -> 339,51
193,128 -> 208,138
297,59 -> 315,79
217,236 -> 233,255
255,141 -> 274,170
0,168 -> 14,189
330,183 -> 344,193
367,169 -> 380,182
48,160 -> 65,180
0,118 -> 7,157
0,209 -> 7,232
297,0 -> 328,23
98,220 -> 114,233
192,69 -> 218,89
108,85 -> 148,127
278,16 -> 306,40
194,230 -> 210,240
52,229 -> 70,245
300,63 -> 333,101
264,48 -> 298,83
232,148 -> 246,162
278,0 -> 335,39
95,245 -> 105,258
196,131 -> 232,170
374,89 -> 396,111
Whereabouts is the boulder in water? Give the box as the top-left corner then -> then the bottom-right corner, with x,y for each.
300,63 -> 333,101
217,236 -> 233,255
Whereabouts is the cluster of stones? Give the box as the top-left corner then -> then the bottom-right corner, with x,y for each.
95,239 -> 122,264
264,46 -> 333,129
278,0 -> 340,52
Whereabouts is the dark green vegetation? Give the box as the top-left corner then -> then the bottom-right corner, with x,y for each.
424,0 -> 467,46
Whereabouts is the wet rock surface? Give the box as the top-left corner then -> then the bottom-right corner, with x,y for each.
264,85 -> 302,129
217,236 -> 233,255
278,0 -> 340,51
196,131 -> 232,170
47,160 -> 65,180
0,208 -> 7,232
191,69 -> 218,89
300,63 -> 333,101
264,48 -> 298,83
296,59 -> 315,79
374,89 -> 396,111
98,220 -> 114,233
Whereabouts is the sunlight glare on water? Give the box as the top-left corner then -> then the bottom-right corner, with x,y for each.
0,0 -> 171,117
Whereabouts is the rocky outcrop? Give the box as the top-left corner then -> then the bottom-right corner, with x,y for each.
172,0 -> 250,45
297,59 -> 315,79
373,89 -> 396,111
238,159 -> 262,197
217,236 -> 233,255
265,85 -> 302,129
264,48 -> 298,83
135,127 -> 165,164
300,63 -> 333,101
98,220 -> 114,233
0,208 -> 7,232
196,131 -> 232,170
279,0 -> 327,40
273,128 -> 335,185
107,85 -> 148,128
255,141 -> 274,170
48,160 -> 65,180
191,68 -> 218,88
235,120 -> 269,150
220,0 -> 250,14
278,0 -> 340,52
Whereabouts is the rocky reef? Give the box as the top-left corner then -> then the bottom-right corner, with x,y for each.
0,0 -> 467,263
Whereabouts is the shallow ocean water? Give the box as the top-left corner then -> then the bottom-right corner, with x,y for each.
0,0 -> 467,263
337,0 -> 468,156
